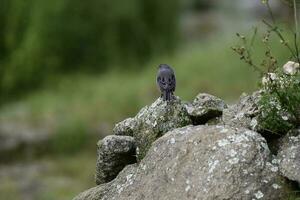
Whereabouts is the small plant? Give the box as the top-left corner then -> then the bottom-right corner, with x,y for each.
232,0 -> 300,135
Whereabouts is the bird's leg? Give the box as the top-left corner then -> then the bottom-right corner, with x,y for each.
170,92 -> 174,100
162,91 -> 167,101
167,91 -> 171,101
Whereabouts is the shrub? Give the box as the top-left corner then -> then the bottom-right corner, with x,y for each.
232,0 -> 300,135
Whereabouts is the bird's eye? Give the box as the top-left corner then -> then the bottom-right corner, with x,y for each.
157,77 -> 161,81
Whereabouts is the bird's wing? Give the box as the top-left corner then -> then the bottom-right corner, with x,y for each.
157,76 -> 165,91
170,74 -> 176,92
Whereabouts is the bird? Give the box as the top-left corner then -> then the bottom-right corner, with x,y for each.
157,64 -> 176,101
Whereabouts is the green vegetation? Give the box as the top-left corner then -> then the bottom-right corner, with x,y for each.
259,71 -> 300,134
232,0 -> 300,135
0,151 -> 95,200
0,0 -> 179,103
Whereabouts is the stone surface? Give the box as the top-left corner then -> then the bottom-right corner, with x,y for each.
185,93 -> 227,125
74,125 -> 287,200
113,118 -> 136,137
113,97 -> 192,160
95,135 -> 136,185
223,91 -> 262,131
277,129 -> 300,185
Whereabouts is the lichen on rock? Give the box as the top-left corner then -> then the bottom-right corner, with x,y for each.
74,125 -> 289,200
185,93 -> 227,125
113,96 -> 192,160
95,135 -> 136,185
277,129 -> 300,185
223,91 -> 262,131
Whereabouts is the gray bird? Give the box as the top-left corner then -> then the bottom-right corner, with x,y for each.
157,64 -> 176,101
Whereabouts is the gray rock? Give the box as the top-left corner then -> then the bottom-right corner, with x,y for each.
113,97 -> 192,160
74,125 -> 287,200
277,129 -> 300,185
185,93 -> 227,125
223,91 -> 262,131
113,118 -> 136,137
95,135 -> 136,185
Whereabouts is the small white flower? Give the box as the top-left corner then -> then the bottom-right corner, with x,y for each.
269,73 -> 277,80
254,191 -> 264,199
272,183 -> 281,189
281,116 -> 288,121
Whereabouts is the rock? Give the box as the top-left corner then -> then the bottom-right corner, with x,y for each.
95,135 -> 136,185
74,125 -> 287,200
185,93 -> 227,125
277,129 -> 300,185
283,61 -> 299,75
113,118 -> 136,137
223,91 -> 262,131
113,97 -> 192,160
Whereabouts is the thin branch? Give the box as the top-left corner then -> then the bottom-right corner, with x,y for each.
293,0 -> 300,63
294,33 -> 300,63
266,1 -> 276,24
294,0 -> 298,35
250,27 -> 258,46
262,19 -> 298,59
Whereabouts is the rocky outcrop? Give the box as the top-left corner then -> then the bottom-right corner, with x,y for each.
74,125 -> 287,200
184,93 -> 227,125
73,90 -> 300,200
277,129 -> 300,185
113,97 -> 192,160
95,135 -> 136,185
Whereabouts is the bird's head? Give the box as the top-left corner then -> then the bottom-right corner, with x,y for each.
159,64 -> 171,69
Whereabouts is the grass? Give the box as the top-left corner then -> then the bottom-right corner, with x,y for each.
0,151 -> 95,200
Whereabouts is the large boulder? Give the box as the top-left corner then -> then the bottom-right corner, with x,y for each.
277,129 -> 300,185
113,97 -> 192,160
74,125 -> 287,200
95,135 -> 136,185
184,93 -> 227,125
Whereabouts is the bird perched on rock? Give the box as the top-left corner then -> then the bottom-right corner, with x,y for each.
157,64 -> 176,101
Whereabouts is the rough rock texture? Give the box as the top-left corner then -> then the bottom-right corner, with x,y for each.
113,97 -> 192,160
277,129 -> 300,185
113,118 -> 136,137
74,125 -> 286,200
185,93 -> 227,125
223,91 -> 262,131
95,135 -> 136,185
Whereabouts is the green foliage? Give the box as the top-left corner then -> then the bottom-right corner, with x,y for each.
50,120 -> 88,154
232,0 -> 300,135
0,0 -> 180,103
259,72 -> 300,134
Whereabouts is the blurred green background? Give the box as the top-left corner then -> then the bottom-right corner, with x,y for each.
0,0 -> 295,199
